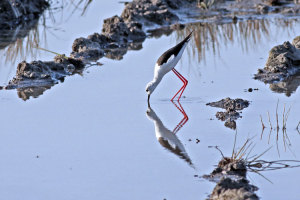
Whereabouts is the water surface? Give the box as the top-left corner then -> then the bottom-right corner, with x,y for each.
0,1 -> 299,200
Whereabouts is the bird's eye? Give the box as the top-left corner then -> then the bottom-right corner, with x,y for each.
146,89 -> 149,92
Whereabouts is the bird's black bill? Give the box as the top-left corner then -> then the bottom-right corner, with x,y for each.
147,94 -> 151,107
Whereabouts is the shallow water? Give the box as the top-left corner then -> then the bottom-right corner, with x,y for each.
0,1 -> 300,200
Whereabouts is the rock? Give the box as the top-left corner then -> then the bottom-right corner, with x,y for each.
5,55 -> 84,90
121,0 -> 181,25
207,98 -> 249,111
210,178 -> 259,200
254,36 -> 300,84
207,98 -> 249,130
204,157 -> 259,200
71,37 -> 105,61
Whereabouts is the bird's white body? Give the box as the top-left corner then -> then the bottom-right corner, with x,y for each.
148,42 -> 188,93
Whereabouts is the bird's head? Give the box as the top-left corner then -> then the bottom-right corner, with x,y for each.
145,81 -> 156,96
146,81 -> 157,107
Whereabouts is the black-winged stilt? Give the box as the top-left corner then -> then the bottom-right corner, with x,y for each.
146,31 -> 193,106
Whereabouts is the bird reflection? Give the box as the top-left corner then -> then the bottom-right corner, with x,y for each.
146,102 -> 193,167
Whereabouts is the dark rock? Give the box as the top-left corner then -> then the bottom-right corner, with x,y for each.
207,98 -> 249,130
207,98 -> 249,111
204,157 -> 259,200
121,0 -> 181,26
4,55 -> 84,99
71,37 -> 105,61
210,178 -> 259,200
254,36 -> 300,84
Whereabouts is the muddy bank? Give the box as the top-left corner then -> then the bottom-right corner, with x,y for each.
254,36 -> 300,96
71,15 -> 146,61
207,98 -> 249,130
1,55 -> 84,100
71,0 -> 195,62
71,0 -> 300,62
5,0 -> 300,98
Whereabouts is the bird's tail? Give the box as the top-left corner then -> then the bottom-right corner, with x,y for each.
184,31 -> 194,43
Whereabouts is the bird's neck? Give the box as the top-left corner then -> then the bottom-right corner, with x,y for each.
150,76 -> 162,90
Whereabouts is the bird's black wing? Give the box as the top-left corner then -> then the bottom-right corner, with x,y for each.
156,31 -> 193,66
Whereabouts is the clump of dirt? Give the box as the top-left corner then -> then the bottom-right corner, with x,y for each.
203,157 -> 258,200
255,36 -> 300,83
210,157 -> 247,177
71,15 -> 146,61
254,35 -> 300,95
70,0 -> 195,62
209,177 -> 259,200
121,0 -> 186,26
207,98 -> 249,129
2,55 -> 84,100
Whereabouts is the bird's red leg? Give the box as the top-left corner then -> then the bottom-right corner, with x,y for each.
171,69 -> 185,101
171,100 -> 189,134
171,69 -> 188,101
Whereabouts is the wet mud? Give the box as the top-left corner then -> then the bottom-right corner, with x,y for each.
203,157 -> 258,200
70,0 -> 195,62
3,0 -> 300,97
254,35 -> 300,96
2,55 -> 84,100
203,149 -> 300,200
207,98 -> 249,130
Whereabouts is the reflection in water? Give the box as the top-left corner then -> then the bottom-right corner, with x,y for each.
269,72 -> 300,96
146,102 -> 192,166
259,101 -> 298,157
0,18 -> 41,64
204,136 -> 300,199
175,18 -> 299,64
0,0 -> 94,64
17,84 -> 54,101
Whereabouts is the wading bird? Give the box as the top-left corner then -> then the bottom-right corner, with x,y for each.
146,31 -> 193,106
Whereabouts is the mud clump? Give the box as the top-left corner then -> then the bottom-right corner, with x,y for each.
211,157 -> 247,177
71,0 -> 195,62
254,36 -> 300,83
254,36 -> 300,96
210,178 -> 259,200
121,0 -> 184,26
204,157 -> 258,200
2,55 -> 84,100
207,98 -> 249,130
71,15 -> 146,61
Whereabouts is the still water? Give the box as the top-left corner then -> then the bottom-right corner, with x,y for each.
0,1 -> 299,199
